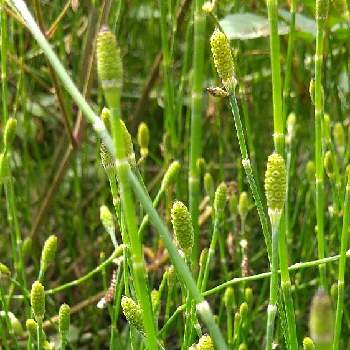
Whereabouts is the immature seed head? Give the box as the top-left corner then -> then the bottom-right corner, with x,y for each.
223,287 -> 234,308
31,281 -> 45,321
210,28 -> 236,92
238,344 -> 247,350
58,303 -> 70,338
303,337 -> 315,350
96,27 -> 123,108
324,151 -> 334,179
100,205 -> 115,234
214,182 -> 227,215
26,319 -> 38,339
239,302 -> 248,320
171,201 -> 194,256
161,160 -> 181,190
151,289 -> 160,312
121,296 -> 144,333
316,0 -> 329,20
189,334 -> 214,350
333,122 -> 345,156
204,172 -> 214,201
3,118 -> 17,148
238,192 -> 249,220
137,122 -> 150,158
309,288 -> 334,346
40,235 -> 57,272
244,287 -> 253,305
0,263 -> 10,276
265,153 -> 286,214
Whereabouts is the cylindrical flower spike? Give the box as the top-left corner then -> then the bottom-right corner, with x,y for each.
40,235 -> 57,273
137,122 -> 150,158
309,288 -> 334,348
31,281 -> 45,321
161,160 -> 181,190
244,287 -> 253,306
58,303 -> 70,339
265,153 -> 287,215
223,287 -> 234,308
96,27 -> 123,108
121,296 -> 144,333
171,201 -> 194,256
214,182 -> 227,215
324,150 -> 334,179
26,318 -> 38,339
316,0 -> 329,20
210,28 -> 236,92
189,334 -> 214,350
303,337 -> 315,350
3,117 -> 17,148
238,192 -> 249,220
204,172 -> 215,202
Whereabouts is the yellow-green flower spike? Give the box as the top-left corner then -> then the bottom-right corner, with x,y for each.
214,182 -> 227,214
161,160 -> 181,190
189,334 -> 214,350
171,201 -> 194,256
238,344 -> 247,350
324,150 -> 334,179
239,302 -> 248,320
22,237 -> 32,261
96,27 -> 123,108
238,192 -> 249,220
100,205 -> 117,247
223,287 -> 234,308
151,289 -> 160,312
265,153 -> 287,213
204,172 -> 214,202
100,142 -> 115,176
333,122 -> 345,157
40,235 -> 57,272
0,263 -> 10,276
31,281 -> 45,321
309,288 -> 334,347
303,337 -> 315,350
137,122 -> 150,158
3,117 -> 17,148
210,28 -> 236,92
244,287 -> 253,305
121,296 -> 144,333
316,0 -> 329,20
58,303 -> 70,338
26,318 -> 38,339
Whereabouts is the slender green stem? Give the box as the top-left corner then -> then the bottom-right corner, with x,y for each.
314,0 -> 328,289
229,94 -> 272,261
189,0 -> 206,265
265,213 -> 280,350
333,172 -> 350,349
37,319 -> 43,350
128,170 -> 229,350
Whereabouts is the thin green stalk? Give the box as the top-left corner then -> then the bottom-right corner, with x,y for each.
265,213 -> 280,350
1,0 -> 9,124
333,171 -> 350,349
229,94 -> 272,261
128,171 -> 229,350
189,0 -> 205,265
314,0 -> 328,289
37,319 -> 43,350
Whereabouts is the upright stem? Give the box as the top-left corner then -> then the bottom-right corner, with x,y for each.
333,172 -> 350,349
229,95 -> 272,262
189,0 -> 205,265
314,0 -> 328,289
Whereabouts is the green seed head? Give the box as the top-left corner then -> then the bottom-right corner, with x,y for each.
286,112 -> 296,144
101,107 -> 111,131
3,118 -> 17,148
31,281 -> 45,321
265,153 -> 287,213
214,182 -> 227,214
244,287 -> 253,305
100,205 -> 115,233
309,288 -> 334,346
171,201 -> 194,256
151,289 -> 160,312
59,303 -> 70,337
323,114 -> 331,143
189,334 -> 214,350
324,150 -> 334,179
223,287 -> 234,308
239,301 -> 248,319
204,172 -> 214,201
22,237 -> 32,261
26,318 -> 38,339
210,28 -> 236,92
238,344 -> 247,350
234,311 -> 241,329
316,0 -> 329,20
161,160 -> 181,190
40,235 -> 58,271
121,296 -> 144,333
137,122 -> 150,158
238,192 -> 249,220
306,161 -> 316,183
199,248 -> 208,268
96,28 -> 123,108
333,122 -> 345,156
303,337 -> 315,350
0,263 -> 10,276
